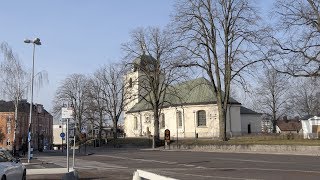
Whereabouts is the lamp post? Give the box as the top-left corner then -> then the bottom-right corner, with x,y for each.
24,38 -> 41,163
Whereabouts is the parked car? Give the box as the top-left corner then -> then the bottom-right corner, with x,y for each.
0,149 -> 26,180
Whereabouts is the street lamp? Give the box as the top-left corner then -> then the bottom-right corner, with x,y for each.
24,38 -> 41,163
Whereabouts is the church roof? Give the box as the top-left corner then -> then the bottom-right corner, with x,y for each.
240,106 -> 261,115
132,54 -> 156,72
127,77 -> 241,113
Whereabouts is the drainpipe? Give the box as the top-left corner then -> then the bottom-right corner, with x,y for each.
229,104 -> 232,137
182,106 -> 185,138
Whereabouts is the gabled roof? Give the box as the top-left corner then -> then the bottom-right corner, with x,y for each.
127,77 -> 241,113
240,106 -> 261,115
277,120 -> 302,131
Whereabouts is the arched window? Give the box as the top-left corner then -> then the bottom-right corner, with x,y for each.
197,110 -> 206,126
176,111 -> 182,127
160,113 -> 165,128
129,78 -> 133,88
134,117 -> 138,130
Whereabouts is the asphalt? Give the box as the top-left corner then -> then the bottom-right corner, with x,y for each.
21,144 -> 320,180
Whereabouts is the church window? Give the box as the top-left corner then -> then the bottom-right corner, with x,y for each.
197,110 -> 206,126
160,113 -> 165,128
177,111 -> 182,127
134,117 -> 138,130
129,78 -> 133,88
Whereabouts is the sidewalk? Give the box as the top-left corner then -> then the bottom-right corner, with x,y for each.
21,155 -> 67,179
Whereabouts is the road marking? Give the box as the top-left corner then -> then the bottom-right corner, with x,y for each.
210,157 -> 293,164
180,164 -> 195,167
161,171 -> 261,180
95,154 -> 179,165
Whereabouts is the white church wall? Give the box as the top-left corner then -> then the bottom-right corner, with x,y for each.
226,105 -> 241,136
124,104 -> 222,138
241,114 -> 262,134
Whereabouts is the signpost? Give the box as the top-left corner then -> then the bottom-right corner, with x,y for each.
60,132 -> 65,152
62,106 -> 74,173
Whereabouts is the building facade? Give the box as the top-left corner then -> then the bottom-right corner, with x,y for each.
123,55 -> 262,139
301,115 -> 320,139
0,100 -> 53,151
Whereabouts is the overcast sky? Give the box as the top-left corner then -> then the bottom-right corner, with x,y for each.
0,0 -> 274,114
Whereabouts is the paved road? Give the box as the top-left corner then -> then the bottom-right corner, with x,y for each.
27,148 -> 320,179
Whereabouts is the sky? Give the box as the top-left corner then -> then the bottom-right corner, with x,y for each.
0,0 -> 273,115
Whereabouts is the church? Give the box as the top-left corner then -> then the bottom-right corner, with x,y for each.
123,55 -> 261,139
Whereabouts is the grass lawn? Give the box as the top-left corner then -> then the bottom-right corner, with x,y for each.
103,135 -> 320,147
171,136 -> 320,146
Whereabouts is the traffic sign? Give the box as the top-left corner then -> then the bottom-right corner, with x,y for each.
60,132 -> 65,138
62,107 -> 73,119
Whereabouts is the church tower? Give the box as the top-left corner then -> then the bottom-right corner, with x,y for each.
123,54 -> 156,112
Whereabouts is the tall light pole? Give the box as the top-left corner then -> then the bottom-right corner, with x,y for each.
24,38 -> 41,163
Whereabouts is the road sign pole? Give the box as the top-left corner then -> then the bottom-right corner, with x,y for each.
62,124 -> 64,153
72,124 -> 76,169
66,118 -> 69,172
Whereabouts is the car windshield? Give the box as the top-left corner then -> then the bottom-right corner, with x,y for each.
0,150 -> 14,162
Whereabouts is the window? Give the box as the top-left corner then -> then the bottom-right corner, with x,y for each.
197,110 -> 206,126
129,78 -> 133,88
134,117 -> 138,130
6,116 -> 11,134
145,116 -> 150,123
177,111 -> 182,127
160,113 -> 165,128
6,139 -> 10,146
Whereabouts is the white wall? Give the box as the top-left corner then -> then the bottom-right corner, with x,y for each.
125,104 -> 220,138
124,104 -> 245,139
241,114 -> 262,134
226,105 -> 241,136
53,124 -> 66,145
301,116 -> 320,139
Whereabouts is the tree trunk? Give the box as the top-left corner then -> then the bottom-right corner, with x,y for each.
272,120 -> 277,133
113,120 -> 118,139
152,111 -> 160,149
13,102 -> 18,156
218,106 -> 227,141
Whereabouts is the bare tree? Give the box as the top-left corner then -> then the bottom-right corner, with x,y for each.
122,27 -> 183,148
271,0 -> 320,77
0,42 -> 47,154
92,63 -> 127,140
253,68 -> 290,133
0,42 -> 29,154
174,0 -> 266,140
288,78 -> 320,116
84,77 -> 105,142
53,74 -> 89,141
